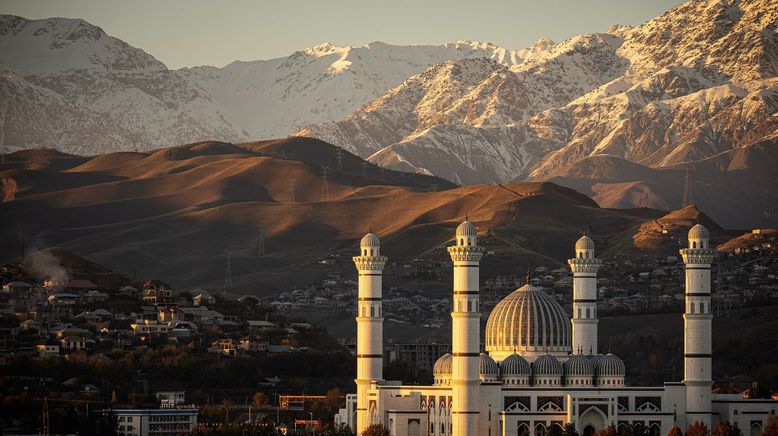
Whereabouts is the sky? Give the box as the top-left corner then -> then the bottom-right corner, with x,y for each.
0,0 -> 686,69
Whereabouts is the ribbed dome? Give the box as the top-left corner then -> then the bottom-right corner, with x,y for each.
485,284 -> 571,360
564,354 -> 594,376
532,354 -> 562,376
480,353 -> 499,377
433,353 -> 452,376
575,235 -> 595,251
360,233 -> 380,247
688,224 -> 709,240
456,221 -> 477,237
595,353 -> 626,376
500,353 -> 531,376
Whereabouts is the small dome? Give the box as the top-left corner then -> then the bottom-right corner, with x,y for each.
564,354 -> 594,376
456,221 -> 477,237
575,235 -> 595,251
532,354 -> 562,376
595,353 -> 626,377
433,353 -> 452,376
500,353 -> 531,376
360,233 -> 380,248
480,353 -> 499,377
688,224 -> 709,240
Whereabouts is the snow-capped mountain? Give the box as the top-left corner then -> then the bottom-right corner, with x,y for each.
298,0 -> 778,184
297,32 -> 629,183
0,14 -> 525,154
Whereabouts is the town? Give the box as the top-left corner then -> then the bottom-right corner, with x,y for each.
1,228 -> 776,434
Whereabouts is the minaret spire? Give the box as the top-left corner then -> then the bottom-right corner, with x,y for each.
353,232 -> 387,435
568,234 -> 602,355
680,223 -> 715,429
448,220 -> 484,436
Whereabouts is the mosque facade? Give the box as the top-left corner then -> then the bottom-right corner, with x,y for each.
335,222 -> 777,436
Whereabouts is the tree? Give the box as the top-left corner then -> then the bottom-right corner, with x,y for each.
252,392 -> 268,409
687,421 -> 710,436
713,421 -> 741,436
549,424 -> 564,436
362,423 -> 390,436
668,425 -> 683,436
562,423 -> 579,436
597,426 -> 618,436
763,416 -> 778,436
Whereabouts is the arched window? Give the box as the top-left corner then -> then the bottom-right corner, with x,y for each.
692,241 -> 697,248
578,308 -> 582,319
370,306 -> 375,317
468,300 -> 472,312
700,302 -> 704,313
690,302 -> 695,314
586,308 -> 591,318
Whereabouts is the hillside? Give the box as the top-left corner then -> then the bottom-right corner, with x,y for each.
534,137 -> 778,228
0,137 -> 713,295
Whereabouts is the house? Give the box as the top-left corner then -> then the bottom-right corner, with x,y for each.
36,339 -> 61,358
209,339 -> 237,357
192,291 -> 216,306
239,336 -> 269,352
156,391 -> 186,407
61,335 -> 93,351
142,280 -> 173,304
247,320 -> 277,332
0,312 -> 20,352
132,321 -> 170,335
2,281 -> 33,294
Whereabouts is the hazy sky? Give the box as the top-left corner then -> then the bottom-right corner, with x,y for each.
1,0 -> 686,69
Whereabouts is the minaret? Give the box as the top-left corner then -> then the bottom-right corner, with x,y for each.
568,235 -> 602,355
680,224 -> 715,428
354,233 -> 387,435
448,221 -> 484,436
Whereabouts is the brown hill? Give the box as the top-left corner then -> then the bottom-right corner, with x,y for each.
533,137 -> 778,229
0,139 -> 730,295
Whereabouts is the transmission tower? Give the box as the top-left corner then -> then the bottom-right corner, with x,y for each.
224,251 -> 233,293
321,166 -> 330,201
257,227 -> 265,257
287,178 -> 297,203
361,161 -> 368,178
380,167 -> 386,181
682,169 -> 693,208
335,148 -> 343,171
430,184 -> 438,193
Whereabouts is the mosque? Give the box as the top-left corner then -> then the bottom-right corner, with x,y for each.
335,221 -> 777,436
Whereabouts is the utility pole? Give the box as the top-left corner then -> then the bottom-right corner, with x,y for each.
43,397 -> 50,436
321,166 -> 329,201
257,227 -> 265,257
224,251 -> 233,293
